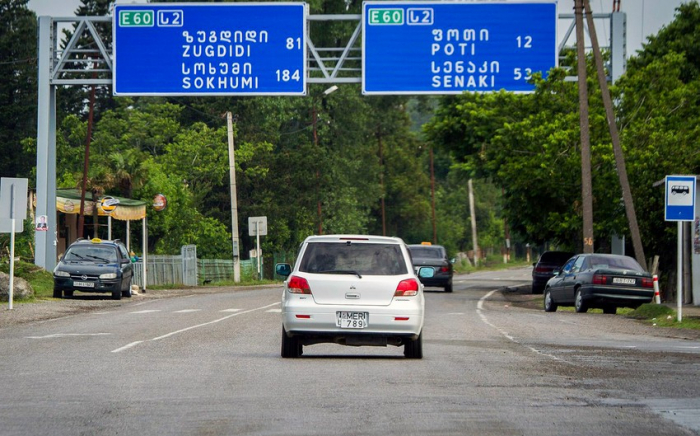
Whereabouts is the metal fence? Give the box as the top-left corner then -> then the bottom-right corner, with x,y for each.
132,255 -> 257,288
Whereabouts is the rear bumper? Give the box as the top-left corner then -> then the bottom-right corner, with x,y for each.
579,285 -> 654,308
282,301 -> 423,345
417,273 -> 452,288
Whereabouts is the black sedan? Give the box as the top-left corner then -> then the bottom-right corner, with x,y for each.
543,253 -> 654,314
407,244 -> 454,293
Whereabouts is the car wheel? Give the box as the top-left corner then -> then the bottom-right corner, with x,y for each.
445,282 -> 453,293
122,278 -> 133,298
112,289 -> 122,300
281,327 -> 301,358
64,290 -> 73,298
531,283 -> 542,294
603,306 -> 617,315
53,289 -> 62,298
574,289 -> 588,313
404,332 -> 423,359
544,289 -> 557,312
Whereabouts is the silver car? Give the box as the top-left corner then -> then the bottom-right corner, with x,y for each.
275,235 -> 429,358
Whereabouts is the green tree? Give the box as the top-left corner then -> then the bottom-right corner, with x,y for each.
0,0 -> 37,178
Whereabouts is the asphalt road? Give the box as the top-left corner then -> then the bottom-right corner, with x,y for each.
1,267 -> 699,435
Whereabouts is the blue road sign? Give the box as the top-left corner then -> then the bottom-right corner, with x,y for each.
665,175 -> 697,222
362,1 -> 557,95
113,3 -> 307,96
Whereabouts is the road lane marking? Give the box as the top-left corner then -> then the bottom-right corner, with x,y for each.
131,310 -> 161,314
221,308 -> 243,313
111,341 -> 144,353
266,309 -> 282,313
111,302 -> 281,353
27,333 -> 112,339
477,290 -> 571,364
174,309 -> 202,313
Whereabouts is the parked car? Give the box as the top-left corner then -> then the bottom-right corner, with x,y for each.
53,238 -> 134,300
276,235 -> 431,358
407,244 -> 454,293
543,253 -> 654,314
531,251 -> 574,294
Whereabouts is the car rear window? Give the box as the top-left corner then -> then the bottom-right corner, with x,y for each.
65,246 -> 118,263
299,242 -> 408,276
539,252 -> 573,264
586,256 -> 643,272
408,247 -> 444,259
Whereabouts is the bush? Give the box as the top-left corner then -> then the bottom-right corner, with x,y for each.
626,303 -> 674,319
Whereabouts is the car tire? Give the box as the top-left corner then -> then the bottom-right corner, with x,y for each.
404,332 -> 423,359
531,283 -> 543,294
53,289 -> 62,298
281,327 -> 301,358
64,290 -> 73,298
574,289 -> 588,313
544,289 -> 557,312
122,278 -> 133,298
445,283 -> 453,293
112,289 -> 122,300
603,306 -> 617,315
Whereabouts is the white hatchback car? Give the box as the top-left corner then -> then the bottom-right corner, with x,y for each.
276,235 -> 430,358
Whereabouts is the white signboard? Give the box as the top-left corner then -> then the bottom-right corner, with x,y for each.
248,216 -> 268,236
0,178 -> 28,233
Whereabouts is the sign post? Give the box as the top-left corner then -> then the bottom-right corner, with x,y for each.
0,178 -> 28,310
113,3 -> 307,96
249,216 -> 268,280
665,175 -> 697,322
362,1 -> 557,94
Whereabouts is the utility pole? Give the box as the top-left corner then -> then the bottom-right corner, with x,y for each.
377,127 -> 386,236
583,0 -> 646,267
430,147 -> 437,244
468,179 -> 479,266
226,112 -> 241,282
575,0 -> 595,253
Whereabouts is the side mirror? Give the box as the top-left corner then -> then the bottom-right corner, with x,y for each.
449,258 -> 456,264
275,263 -> 292,277
418,267 -> 435,278
552,269 -> 560,276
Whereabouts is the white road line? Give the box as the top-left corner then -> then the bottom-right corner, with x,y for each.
221,308 -> 243,313
477,290 -> 571,364
131,310 -> 161,314
174,309 -> 202,313
111,341 -> 143,353
112,302 -> 281,353
266,309 -> 282,313
27,333 -> 112,339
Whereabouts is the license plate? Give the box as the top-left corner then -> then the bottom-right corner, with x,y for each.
336,312 -> 369,329
74,281 -> 95,288
612,277 -> 636,285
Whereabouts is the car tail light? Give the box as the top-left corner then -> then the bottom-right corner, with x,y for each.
440,266 -> 450,273
534,266 -> 551,273
592,274 -> 608,285
287,275 -> 311,294
395,279 -> 420,297
641,278 -> 654,288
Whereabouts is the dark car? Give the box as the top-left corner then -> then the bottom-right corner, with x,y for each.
53,238 -> 134,300
543,253 -> 654,314
531,251 -> 574,294
407,244 -> 454,293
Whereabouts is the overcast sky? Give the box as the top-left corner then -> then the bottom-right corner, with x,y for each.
27,0 -> 691,58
